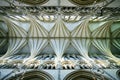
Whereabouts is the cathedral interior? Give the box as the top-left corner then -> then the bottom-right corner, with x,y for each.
0,0 -> 120,80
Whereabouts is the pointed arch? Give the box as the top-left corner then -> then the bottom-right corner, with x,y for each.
71,19 -> 91,37
3,17 -> 27,37
1,38 -> 27,59
92,21 -> 113,38
50,16 -> 70,37
71,39 -> 91,60
50,38 -> 70,60
92,39 -> 120,64
28,16 -> 48,37
28,38 -> 48,58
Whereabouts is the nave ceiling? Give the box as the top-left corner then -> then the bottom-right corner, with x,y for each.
0,0 -> 120,70
0,15 -> 120,69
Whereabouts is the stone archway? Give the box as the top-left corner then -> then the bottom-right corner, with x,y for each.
7,70 -> 54,80
64,70 -> 111,80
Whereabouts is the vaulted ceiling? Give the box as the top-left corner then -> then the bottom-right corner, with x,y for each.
0,0 -> 120,69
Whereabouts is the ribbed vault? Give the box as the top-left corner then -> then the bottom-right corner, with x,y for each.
112,28 -> 120,50
92,21 -> 120,65
71,18 -> 91,38
50,16 -> 70,37
3,17 -> 27,37
0,38 -> 27,59
0,15 -> 120,69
